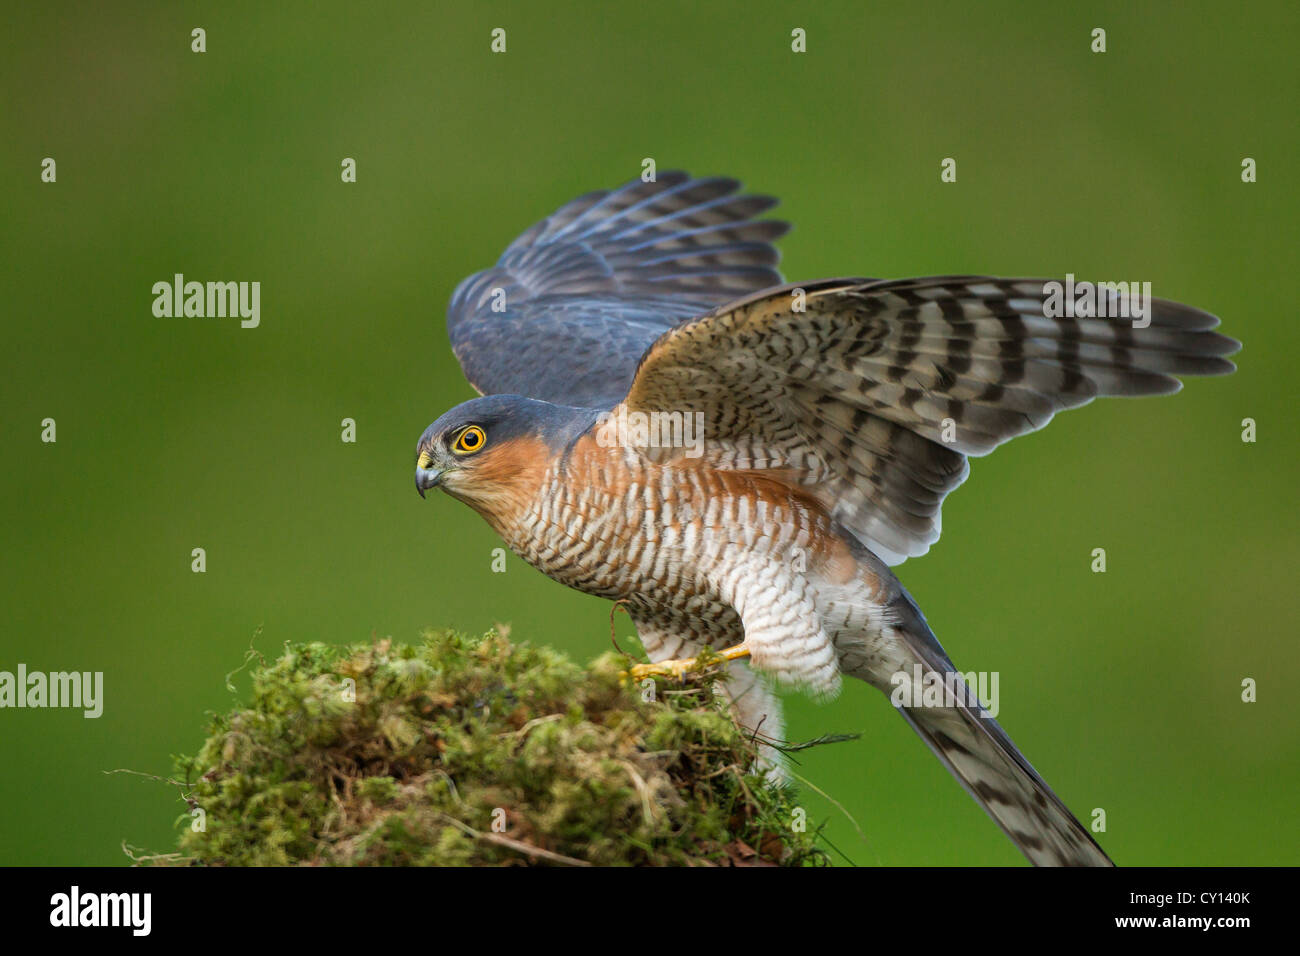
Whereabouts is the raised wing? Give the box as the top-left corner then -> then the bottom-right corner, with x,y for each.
620,277 -> 1240,565
447,172 -> 790,408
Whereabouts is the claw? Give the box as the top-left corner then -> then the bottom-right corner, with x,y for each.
621,644 -> 751,684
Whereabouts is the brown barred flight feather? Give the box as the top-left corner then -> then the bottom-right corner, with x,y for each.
621,276 -> 1239,564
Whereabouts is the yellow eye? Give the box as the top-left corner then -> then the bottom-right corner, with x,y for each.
452,425 -> 486,455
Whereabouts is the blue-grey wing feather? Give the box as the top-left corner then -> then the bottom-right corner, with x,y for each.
446,172 -> 789,407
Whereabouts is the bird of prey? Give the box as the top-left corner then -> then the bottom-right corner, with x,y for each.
415,172 -> 1238,866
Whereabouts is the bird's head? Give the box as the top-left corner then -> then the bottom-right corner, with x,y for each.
414,394 -> 596,518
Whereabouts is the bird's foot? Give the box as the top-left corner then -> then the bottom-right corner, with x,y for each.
624,644 -> 750,683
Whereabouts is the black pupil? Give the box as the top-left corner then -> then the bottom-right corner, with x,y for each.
462,430 -> 480,448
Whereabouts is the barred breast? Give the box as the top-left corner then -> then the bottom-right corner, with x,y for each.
498,431 -> 862,653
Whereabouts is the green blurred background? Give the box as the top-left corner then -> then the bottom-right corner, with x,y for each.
2,1 -> 1296,866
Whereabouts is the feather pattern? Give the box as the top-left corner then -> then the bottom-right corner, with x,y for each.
447,172 -> 789,406
621,276 -> 1239,564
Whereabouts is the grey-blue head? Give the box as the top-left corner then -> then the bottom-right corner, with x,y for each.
414,395 -> 598,506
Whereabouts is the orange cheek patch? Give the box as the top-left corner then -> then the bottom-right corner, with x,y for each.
464,435 -> 552,526
473,435 -> 548,486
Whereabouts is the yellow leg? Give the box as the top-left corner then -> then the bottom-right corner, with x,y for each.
625,644 -> 750,682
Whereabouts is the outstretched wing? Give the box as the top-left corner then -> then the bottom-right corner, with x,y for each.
447,172 -> 789,408
620,277 -> 1240,565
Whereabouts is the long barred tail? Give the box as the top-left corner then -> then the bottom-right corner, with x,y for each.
839,538 -> 1113,866
898,675 -> 1113,866
882,587 -> 1112,866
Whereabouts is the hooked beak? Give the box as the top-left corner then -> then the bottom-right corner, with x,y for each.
415,466 -> 443,498
415,450 -> 445,498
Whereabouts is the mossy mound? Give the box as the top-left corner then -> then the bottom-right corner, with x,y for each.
167,630 -> 827,866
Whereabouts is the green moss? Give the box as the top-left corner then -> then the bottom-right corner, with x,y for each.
162,630 -> 828,866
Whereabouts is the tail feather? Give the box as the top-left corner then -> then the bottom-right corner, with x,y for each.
841,540 -> 1113,866
888,593 -> 1112,866
899,690 -> 1112,866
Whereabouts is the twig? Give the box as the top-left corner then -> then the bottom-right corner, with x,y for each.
776,732 -> 862,754
438,814 -> 591,867
783,766 -> 868,843
617,760 -> 658,825
608,599 -> 633,656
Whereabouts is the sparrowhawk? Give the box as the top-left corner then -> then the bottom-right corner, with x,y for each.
414,172 -> 1239,866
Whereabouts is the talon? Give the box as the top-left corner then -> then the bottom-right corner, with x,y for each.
625,658 -> 694,682
621,645 -> 750,683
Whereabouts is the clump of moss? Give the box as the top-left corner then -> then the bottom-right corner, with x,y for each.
164,630 -> 827,866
